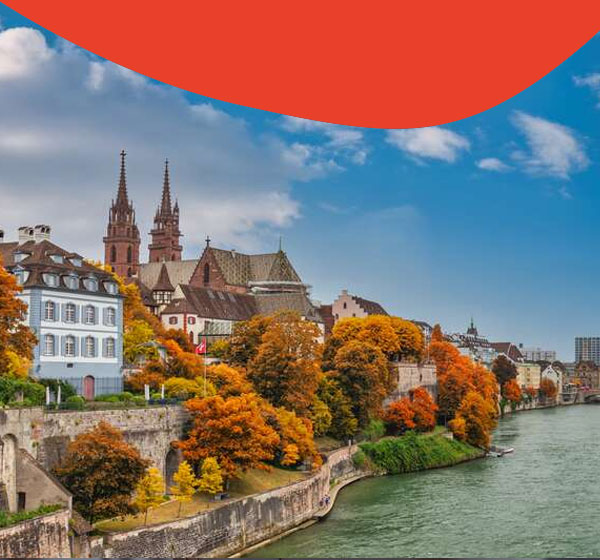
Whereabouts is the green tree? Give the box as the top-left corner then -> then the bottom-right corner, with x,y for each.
53,421 -> 150,522
170,460 -> 198,517
318,377 -> 358,440
197,457 -> 224,501
134,467 -> 165,525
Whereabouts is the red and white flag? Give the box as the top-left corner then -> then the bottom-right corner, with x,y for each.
195,337 -> 207,355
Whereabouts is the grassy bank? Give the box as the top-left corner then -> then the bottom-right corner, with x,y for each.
359,431 -> 483,475
0,504 -> 63,528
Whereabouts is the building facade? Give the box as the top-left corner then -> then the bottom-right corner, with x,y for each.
516,362 -> 541,389
575,337 -> 600,366
1,226 -> 123,398
518,345 -> 557,363
331,290 -> 387,323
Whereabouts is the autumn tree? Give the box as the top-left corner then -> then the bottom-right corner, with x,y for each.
164,376 -> 216,399
176,394 -> 280,481
170,460 -> 198,517
449,391 -> 497,448
197,457 -> 224,500
310,397 -> 332,437
123,320 -> 158,365
389,317 -> 425,362
248,311 -> 322,416
125,362 -> 166,393
540,378 -> 558,400
502,378 -> 522,404
207,363 -> 253,397
384,398 -> 415,435
134,467 -> 165,525
54,421 -> 150,522
162,339 -> 205,380
162,328 -> 195,353
227,315 -> 273,367
332,340 -> 392,427
409,386 -> 438,432
431,323 -> 443,343
492,355 -> 518,386
317,377 -> 358,440
0,257 -> 37,375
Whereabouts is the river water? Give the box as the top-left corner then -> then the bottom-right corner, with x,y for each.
249,405 -> 600,558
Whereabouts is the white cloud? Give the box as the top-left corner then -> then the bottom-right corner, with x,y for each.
574,73 -> 600,106
558,186 -> 573,200
476,157 -> 510,172
0,28 -> 52,80
0,27 -> 345,258
385,127 -> 470,163
279,116 -> 368,167
510,111 -> 588,179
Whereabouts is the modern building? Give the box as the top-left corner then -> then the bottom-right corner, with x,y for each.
518,345 -> 557,363
575,337 -> 600,366
1,226 -> 123,398
331,290 -> 387,323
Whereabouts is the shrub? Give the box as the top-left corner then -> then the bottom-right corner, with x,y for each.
362,419 -> 385,442
0,377 -> 45,406
132,396 -> 147,406
38,379 -> 77,400
65,396 -> 85,410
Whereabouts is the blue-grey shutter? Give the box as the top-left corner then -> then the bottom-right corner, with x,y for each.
51,301 -> 57,322
94,306 -> 99,325
81,336 -> 86,357
61,303 -> 67,322
61,336 -> 66,356
73,337 -> 79,357
102,338 -> 108,358
102,308 -> 108,326
74,305 -> 80,323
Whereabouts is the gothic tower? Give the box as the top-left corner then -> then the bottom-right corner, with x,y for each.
103,150 -> 141,278
148,159 -> 183,262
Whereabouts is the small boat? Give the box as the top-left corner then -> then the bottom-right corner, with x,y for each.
487,445 -> 514,457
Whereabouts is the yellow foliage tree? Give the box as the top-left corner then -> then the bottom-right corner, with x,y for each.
170,460 -> 198,517
134,467 -> 165,525
164,376 -> 216,399
197,457 -> 224,502
281,444 -> 300,466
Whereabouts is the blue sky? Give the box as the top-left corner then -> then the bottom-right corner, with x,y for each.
1,5 -> 600,360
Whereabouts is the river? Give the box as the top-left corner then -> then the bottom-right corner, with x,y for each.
248,405 -> 600,558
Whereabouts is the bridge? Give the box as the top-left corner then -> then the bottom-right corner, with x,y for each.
582,390 -> 600,403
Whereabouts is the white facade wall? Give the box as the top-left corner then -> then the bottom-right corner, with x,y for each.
331,291 -> 369,323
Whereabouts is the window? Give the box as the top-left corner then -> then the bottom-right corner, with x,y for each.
188,316 -> 196,325
106,307 -> 116,326
43,334 -> 55,356
83,277 -> 98,291
169,316 -> 178,325
110,245 -> 117,263
84,305 -> 96,324
343,302 -> 347,309
85,336 -> 95,358
127,245 -> 132,263
103,281 -> 118,294
127,267 -> 132,278
65,303 -> 76,323
13,252 -> 28,263
42,273 -> 59,287
203,263 -> 210,285
64,275 -> 79,290
65,335 -> 75,357
69,257 -> 82,267
14,268 -> 29,285
106,338 -> 116,358
49,254 -> 63,264
44,301 -> 55,321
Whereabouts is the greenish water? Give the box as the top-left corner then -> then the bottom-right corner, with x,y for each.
249,405 -> 600,558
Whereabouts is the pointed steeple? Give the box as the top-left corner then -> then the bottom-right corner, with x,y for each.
116,149 -> 129,209
160,159 -> 172,216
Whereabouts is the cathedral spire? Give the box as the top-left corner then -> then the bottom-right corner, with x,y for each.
160,159 -> 172,216
116,149 -> 129,209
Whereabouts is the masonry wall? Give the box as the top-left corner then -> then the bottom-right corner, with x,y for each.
101,446 -> 359,559
0,509 -> 70,559
385,362 -> 438,404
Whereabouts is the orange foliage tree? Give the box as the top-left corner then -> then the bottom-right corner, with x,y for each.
248,312 -> 322,416
409,386 -> 438,432
0,256 -> 37,374
207,363 -> 253,397
502,378 -> 522,404
227,315 -> 273,368
539,378 -> 558,400
384,398 -> 415,434
176,394 -> 280,481
53,422 -> 150,522
448,390 -> 497,448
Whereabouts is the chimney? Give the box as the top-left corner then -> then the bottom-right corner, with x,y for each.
0,229 -> 4,243
18,226 -> 35,244
33,224 -> 51,243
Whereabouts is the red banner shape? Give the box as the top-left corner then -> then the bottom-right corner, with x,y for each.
4,1 -> 600,128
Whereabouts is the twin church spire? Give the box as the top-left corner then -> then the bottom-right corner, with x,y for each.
104,151 -> 182,279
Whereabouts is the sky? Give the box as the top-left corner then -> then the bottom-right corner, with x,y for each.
1,6 -> 600,360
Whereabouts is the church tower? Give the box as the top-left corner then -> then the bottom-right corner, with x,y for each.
148,159 -> 183,262
103,150 -> 141,279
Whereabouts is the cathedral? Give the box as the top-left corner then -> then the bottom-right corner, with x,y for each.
103,151 -> 323,343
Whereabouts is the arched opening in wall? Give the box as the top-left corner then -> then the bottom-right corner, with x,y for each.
83,375 -> 95,400
165,448 -> 181,493
0,434 -> 18,513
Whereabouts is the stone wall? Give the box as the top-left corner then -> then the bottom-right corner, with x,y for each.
0,508 -> 70,558
385,362 -> 438,404
101,446 -> 359,559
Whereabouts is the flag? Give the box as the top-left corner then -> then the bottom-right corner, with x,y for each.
195,337 -> 207,355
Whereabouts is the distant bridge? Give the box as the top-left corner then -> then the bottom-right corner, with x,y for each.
582,391 -> 600,403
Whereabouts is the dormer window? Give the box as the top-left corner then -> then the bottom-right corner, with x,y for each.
83,277 -> 98,292
103,281 -> 118,295
13,252 -> 28,263
69,257 -> 82,267
13,267 -> 29,285
42,273 -> 59,287
49,254 -> 64,264
64,274 -> 79,290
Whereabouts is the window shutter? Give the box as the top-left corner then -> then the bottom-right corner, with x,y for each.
74,305 -> 80,323
94,306 -> 99,325
51,301 -> 56,322
73,337 -> 79,357
102,338 -> 108,358
93,337 -> 97,358
61,303 -> 67,322
81,336 -> 86,357
61,336 -> 66,356
102,308 -> 108,326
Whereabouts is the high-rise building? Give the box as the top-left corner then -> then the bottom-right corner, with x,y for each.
575,337 -> 600,365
